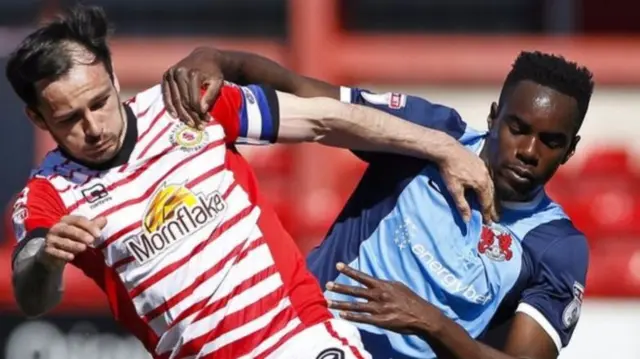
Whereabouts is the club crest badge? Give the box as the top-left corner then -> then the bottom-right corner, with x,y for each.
170,124 -> 209,152
477,224 -> 514,261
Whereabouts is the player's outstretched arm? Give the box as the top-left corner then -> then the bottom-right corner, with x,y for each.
276,91 -> 497,222
210,83 -> 496,223
162,47 -> 339,127
277,91 -> 455,155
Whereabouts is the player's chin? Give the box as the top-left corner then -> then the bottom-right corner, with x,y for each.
87,140 -> 119,159
494,176 -> 532,202
83,146 -> 117,164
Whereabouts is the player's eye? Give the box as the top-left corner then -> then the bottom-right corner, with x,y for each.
506,116 -> 529,135
508,121 -> 525,135
540,134 -> 566,149
57,113 -> 80,125
90,97 -> 109,112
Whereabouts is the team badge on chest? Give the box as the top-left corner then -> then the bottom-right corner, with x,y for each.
170,124 -> 209,152
477,224 -> 514,261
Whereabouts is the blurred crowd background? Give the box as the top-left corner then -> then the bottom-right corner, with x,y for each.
1,0 -> 639,358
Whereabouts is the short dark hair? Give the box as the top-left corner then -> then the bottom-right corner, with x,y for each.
498,51 -> 594,129
5,5 -> 114,109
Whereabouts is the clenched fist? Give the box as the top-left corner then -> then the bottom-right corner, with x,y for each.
37,215 -> 107,269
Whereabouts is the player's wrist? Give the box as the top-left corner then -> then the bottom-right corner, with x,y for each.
216,49 -> 247,82
35,246 -> 66,272
190,46 -> 223,63
188,46 -> 234,79
412,305 -> 447,337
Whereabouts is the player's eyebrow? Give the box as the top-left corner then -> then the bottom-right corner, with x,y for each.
506,114 -> 531,130
53,87 -> 111,121
508,113 -> 568,142
540,131 -> 568,145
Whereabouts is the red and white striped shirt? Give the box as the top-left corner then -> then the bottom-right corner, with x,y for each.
11,83 -> 332,358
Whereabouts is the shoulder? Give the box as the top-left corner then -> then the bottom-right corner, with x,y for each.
11,175 -> 67,243
523,219 -> 589,278
524,217 -> 588,247
21,176 -> 58,194
124,85 -> 171,136
125,84 -> 164,117
29,151 -> 90,194
340,86 -> 469,139
30,151 -> 68,182
17,170 -> 67,209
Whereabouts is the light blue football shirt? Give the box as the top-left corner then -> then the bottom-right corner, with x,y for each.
306,87 -> 589,359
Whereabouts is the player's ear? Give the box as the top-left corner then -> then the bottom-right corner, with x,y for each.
562,135 -> 580,164
25,107 -> 47,131
487,102 -> 498,129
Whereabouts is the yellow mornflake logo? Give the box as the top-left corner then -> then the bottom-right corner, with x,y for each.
125,184 -> 226,264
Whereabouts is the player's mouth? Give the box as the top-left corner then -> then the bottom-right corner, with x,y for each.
503,165 -> 534,188
501,166 -> 535,193
86,139 -> 114,156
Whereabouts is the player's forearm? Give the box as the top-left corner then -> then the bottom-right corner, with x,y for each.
416,314 -> 521,359
193,47 -> 339,98
292,96 -> 459,163
12,238 -> 64,317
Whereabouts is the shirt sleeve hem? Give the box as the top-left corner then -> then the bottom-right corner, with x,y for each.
340,86 -> 352,103
516,302 -> 563,352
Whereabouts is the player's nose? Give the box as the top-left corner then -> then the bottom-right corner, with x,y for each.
515,136 -> 539,166
83,115 -> 104,142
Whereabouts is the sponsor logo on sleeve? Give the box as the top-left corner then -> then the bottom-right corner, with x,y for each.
242,87 -> 256,104
360,92 -> 407,109
12,188 -> 30,241
562,282 -> 585,328
12,208 -> 27,242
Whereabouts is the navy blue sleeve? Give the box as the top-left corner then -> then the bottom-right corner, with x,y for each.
517,220 -> 589,351
339,87 -> 468,163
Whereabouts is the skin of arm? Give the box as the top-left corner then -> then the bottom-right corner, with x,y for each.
415,311 -> 557,359
326,263 -> 559,359
275,91 -> 458,163
180,47 -> 340,100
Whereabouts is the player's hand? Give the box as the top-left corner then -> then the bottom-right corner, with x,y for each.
326,263 -> 443,335
162,47 -> 225,130
437,144 -> 498,224
37,215 -> 107,269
